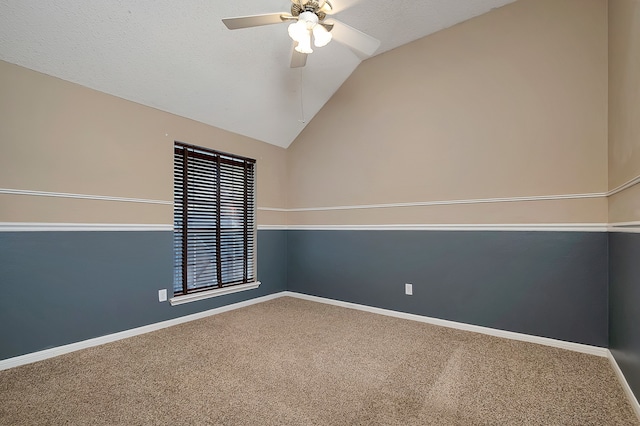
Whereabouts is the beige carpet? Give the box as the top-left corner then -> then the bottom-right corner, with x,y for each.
1,296 -> 638,425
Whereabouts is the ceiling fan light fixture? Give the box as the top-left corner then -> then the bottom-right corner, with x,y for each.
312,24 -> 332,47
289,11 -> 320,51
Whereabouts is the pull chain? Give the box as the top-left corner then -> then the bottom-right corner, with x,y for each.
298,67 -> 306,123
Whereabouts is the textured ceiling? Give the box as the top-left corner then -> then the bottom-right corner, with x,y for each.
0,0 -> 517,148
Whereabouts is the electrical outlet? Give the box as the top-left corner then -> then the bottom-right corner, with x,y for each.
158,289 -> 167,302
405,283 -> 413,295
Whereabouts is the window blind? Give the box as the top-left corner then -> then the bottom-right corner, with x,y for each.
173,142 -> 256,296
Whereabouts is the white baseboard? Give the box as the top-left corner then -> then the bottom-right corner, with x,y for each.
607,351 -> 640,420
2,290 -> 609,371
282,292 -> 608,357
5,289 -> 639,419
0,292 -> 286,371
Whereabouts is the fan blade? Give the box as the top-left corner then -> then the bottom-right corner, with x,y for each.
325,19 -> 380,58
222,13 -> 289,30
290,43 -> 308,68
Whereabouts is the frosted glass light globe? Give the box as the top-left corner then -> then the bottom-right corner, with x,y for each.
313,24 -> 332,47
288,21 -> 308,43
295,34 -> 313,54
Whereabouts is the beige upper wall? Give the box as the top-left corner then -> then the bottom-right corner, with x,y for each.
0,0 -> 617,226
609,0 -> 640,189
608,0 -> 640,223
0,60 -> 287,224
287,0 -> 608,224
608,183 -> 640,223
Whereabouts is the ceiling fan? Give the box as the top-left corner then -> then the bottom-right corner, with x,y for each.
222,0 -> 381,68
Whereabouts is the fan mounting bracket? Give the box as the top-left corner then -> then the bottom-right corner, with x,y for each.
291,0 -> 332,21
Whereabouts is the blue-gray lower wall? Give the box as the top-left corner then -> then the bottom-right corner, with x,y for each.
287,230 -> 608,347
609,232 -> 640,402
0,229 -> 287,361
1,228 -> 612,361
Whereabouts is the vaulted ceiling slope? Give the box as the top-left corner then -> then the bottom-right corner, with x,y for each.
0,0 -> 517,148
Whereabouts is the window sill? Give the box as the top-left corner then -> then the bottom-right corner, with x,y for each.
169,281 -> 261,306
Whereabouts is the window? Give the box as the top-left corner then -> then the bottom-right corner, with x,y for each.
173,142 -> 256,298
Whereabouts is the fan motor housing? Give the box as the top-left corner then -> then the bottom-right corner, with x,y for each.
291,1 -> 327,21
